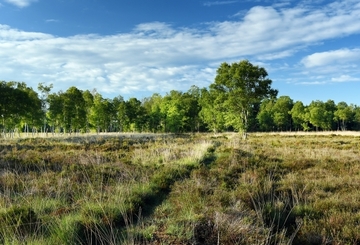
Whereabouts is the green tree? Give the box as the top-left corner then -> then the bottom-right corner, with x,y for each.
125,98 -> 147,132
116,99 -> 128,132
210,60 -> 278,138
353,106 -> 360,130
334,102 -> 354,131
90,93 -> 114,133
272,96 -> 293,131
63,87 -> 87,133
308,100 -> 334,131
48,92 -> 65,133
199,88 -> 225,133
112,95 -> 125,132
37,83 -> 53,134
257,98 -> 275,131
19,83 -> 43,135
142,94 -> 163,132
0,81 -> 43,136
183,85 -> 202,132
290,101 -> 307,131
324,100 -> 337,130
0,82 -> 26,132
82,90 -> 94,133
160,91 -> 187,133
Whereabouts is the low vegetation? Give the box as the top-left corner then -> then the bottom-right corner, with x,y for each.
0,132 -> 360,244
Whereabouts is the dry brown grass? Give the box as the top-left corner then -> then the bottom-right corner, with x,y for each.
253,130 -> 360,136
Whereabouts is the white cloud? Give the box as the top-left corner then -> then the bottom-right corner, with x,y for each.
297,81 -> 327,85
301,48 -> 360,68
45,19 -> 59,23
4,0 -> 37,7
0,0 -> 360,97
331,75 -> 360,82
0,24 -> 51,40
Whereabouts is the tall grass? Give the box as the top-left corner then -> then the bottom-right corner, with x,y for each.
0,134 -> 215,244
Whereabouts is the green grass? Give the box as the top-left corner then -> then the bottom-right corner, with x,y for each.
1,133 -> 360,244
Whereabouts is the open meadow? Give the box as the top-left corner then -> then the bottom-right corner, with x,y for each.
0,132 -> 360,244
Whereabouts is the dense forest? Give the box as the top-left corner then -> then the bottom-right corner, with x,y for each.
1,60 -> 360,136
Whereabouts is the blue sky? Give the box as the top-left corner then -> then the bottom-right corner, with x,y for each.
1,0 -> 360,105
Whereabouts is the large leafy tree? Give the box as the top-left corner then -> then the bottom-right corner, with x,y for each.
90,92 -> 114,133
160,91 -> 187,133
18,83 -> 43,134
116,98 -> 129,132
257,98 -> 275,131
48,92 -> 65,133
125,97 -> 147,132
48,87 -> 87,134
353,106 -> 360,130
324,100 -> 337,130
63,86 -> 87,133
199,88 -> 226,133
37,83 -> 53,133
112,95 -> 124,132
82,90 -> 94,133
142,94 -> 163,132
210,60 -> 278,138
183,85 -> 202,132
334,102 -> 354,131
0,81 -> 43,135
290,101 -> 308,131
308,100 -> 335,131
272,96 -> 293,131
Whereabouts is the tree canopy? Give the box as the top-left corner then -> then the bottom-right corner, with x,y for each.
209,60 -> 278,138
1,61 -> 359,137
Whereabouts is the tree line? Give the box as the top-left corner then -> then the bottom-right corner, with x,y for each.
1,60 -> 360,136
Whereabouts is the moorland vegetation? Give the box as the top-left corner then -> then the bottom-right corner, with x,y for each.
1,133 -> 360,244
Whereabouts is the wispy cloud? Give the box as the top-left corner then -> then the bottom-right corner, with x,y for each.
203,1 -> 238,7
301,48 -> 360,68
0,24 -> 52,40
296,81 -> 327,85
0,0 -> 359,97
4,0 -> 38,8
45,19 -> 60,23
331,75 -> 360,82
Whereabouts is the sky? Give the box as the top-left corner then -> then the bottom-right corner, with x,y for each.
0,0 -> 360,105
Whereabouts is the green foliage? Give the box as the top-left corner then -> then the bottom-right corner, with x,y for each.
290,101 -> 307,131
0,81 -> 43,134
199,87 -> 226,133
90,92 -> 114,133
2,77 -> 360,135
308,100 -> 334,131
209,60 -> 278,136
334,101 -> 354,131
257,98 -> 275,131
272,96 -> 293,131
